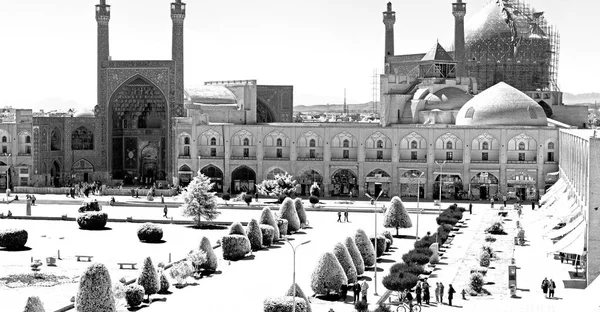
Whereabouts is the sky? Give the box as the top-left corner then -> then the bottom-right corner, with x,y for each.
0,0 -> 597,111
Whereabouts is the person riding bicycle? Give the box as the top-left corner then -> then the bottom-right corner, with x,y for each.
401,289 -> 414,311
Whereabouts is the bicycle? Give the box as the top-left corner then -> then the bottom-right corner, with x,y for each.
396,301 -> 421,312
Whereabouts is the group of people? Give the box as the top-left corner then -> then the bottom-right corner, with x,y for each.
541,277 -> 557,299
401,279 -> 457,308
336,209 -> 350,222
66,181 -> 104,198
339,280 -> 369,304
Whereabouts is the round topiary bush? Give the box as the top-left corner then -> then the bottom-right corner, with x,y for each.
369,235 -> 386,258
415,247 -> 434,257
23,295 -> 45,312
222,193 -> 231,202
198,236 -> 218,272
263,296 -> 308,312
310,252 -> 347,295
259,224 -> 275,247
221,235 -> 251,260
246,219 -> 263,251
138,256 -> 159,301
279,198 -> 301,233
382,272 -> 419,292
229,222 -> 246,236
75,263 -> 115,312
479,252 -> 490,267
77,212 -> 108,230
0,228 -> 28,250
294,198 -> 308,227
260,207 -> 280,242
385,239 -> 392,252
309,196 -> 319,207
285,283 -> 312,312
344,236 -> 365,275
382,231 -> 393,246
333,242 -> 357,284
470,272 -> 484,293
402,250 -> 430,266
125,284 -> 144,308
244,194 -> 253,206
355,229 -> 375,267
277,218 -> 288,238
137,223 -> 163,243
389,263 -> 425,276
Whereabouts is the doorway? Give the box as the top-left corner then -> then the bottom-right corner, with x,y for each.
374,183 -> 382,197
83,173 -> 89,183
479,186 -> 487,200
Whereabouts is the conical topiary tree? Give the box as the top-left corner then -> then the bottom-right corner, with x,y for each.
259,224 -> 275,247
355,229 -> 375,267
285,282 -> 312,312
370,235 -> 387,258
260,207 -> 280,241
294,198 -> 308,227
246,218 -> 263,251
333,242 -> 357,284
137,257 -> 159,301
158,269 -> 170,294
199,236 -> 218,272
279,198 -> 301,233
310,252 -> 348,295
75,263 -> 115,312
23,296 -> 45,312
229,222 -> 246,236
344,236 -> 365,275
383,196 -> 413,236
429,242 -> 440,264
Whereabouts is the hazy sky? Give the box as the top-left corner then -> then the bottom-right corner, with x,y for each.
0,0 -> 597,111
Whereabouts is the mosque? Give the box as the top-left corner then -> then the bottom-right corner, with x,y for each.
3,0 -> 588,201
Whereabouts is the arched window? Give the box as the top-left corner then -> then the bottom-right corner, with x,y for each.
309,139 -> 316,147
26,136 -> 30,143
376,140 -> 383,148
482,142 -> 489,150
518,142 -> 526,150
548,142 -> 555,150
343,139 -> 349,148
411,141 -> 418,149
71,126 -> 94,150
243,138 -> 249,146
210,137 -> 217,146
446,141 -> 453,150
1,136 -> 6,143
184,137 -> 190,145
276,138 -> 282,147
51,128 -> 61,151
465,107 -> 475,118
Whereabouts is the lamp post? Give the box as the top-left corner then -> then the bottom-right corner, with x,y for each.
3,153 -> 11,190
412,171 -> 425,241
435,160 -> 446,247
366,189 -> 384,296
285,238 -> 311,312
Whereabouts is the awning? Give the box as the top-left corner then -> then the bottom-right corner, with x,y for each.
546,216 -> 584,240
547,221 -> 585,255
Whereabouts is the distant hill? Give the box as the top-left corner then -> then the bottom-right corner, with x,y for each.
295,102 -> 379,113
563,92 -> 600,105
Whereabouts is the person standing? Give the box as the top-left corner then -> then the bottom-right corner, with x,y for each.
541,277 -> 549,298
340,284 -> 348,303
361,280 -> 369,303
469,202 -> 473,215
435,282 -> 440,304
163,205 -> 168,218
161,194 -> 165,204
532,200 -> 536,211
344,208 -> 349,222
548,279 -> 556,298
353,282 -> 361,303
337,211 -> 342,222
423,279 -> 430,305
448,284 -> 456,306
255,192 -> 259,202
439,283 -> 445,304
503,195 -> 507,207
415,281 -> 422,306
490,197 -> 494,209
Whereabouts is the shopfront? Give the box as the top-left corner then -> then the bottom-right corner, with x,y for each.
201,165 -> 223,193
434,173 -> 464,200
298,168 -> 323,196
399,169 -> 426,198
507,170 -> 537,201
231,166 -> 256,194
365,169 -> 391,198
178,165 -> 193,187
469,171 -> 499,200
331,169 -> 358,197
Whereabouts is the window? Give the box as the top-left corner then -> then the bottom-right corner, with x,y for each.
1,136 -> 6,143
548,142 -> 555,150
465,107 -> 475,118
2,146 -> 6,154
26,146 -> 31,154
376,140 -> 383,148
446,151 -> 453,160
309,149 -> 316,158
210,137 -> 217,146
210,148 -> 217,157
547,152 -> 555,162
411,151 -> 417,160
343,139 -> 349,148
518,142 -> 525,150
482,142 -> 489,150
25,136 -> 30,143
482,152 -> 488,161
51,128 -> 61,151
309,139 -> 316,147
183,146 -> 190,156
20,177 -> 28,185
243,138 -> 249,146
411,141 -> 418,149
519,153 -> 525,161
71,126 -> 94,150
277,148 -> 283,158
446,141 -> 453,150
343,150 -> 349,159
243,148 -> 249,157
19,168 -> 28,174
377,150 -> 383,159
184,137 -> 190,145
276,138 -> 282,147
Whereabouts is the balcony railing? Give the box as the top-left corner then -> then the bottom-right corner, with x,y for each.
231,156 -> 257,160
398,159 -> 427,163
198,156 -> 223,159
471,160 -> 499,163
544,161 -> 558,164
365,158 -> 392,162
331,158 -> 358,161
434,159 -> 463,163
508,160 -> 537,164
178,155 -> 191,159
263,157 -> 290,161
297,157 -> 323,161
18,153 -> 31,156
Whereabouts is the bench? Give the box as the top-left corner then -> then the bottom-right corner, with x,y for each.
498,212 -> 508,217
76,255 -> 93,262
118,262 -> 137,270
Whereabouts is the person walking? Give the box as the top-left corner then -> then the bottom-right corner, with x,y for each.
31,195 -> 36,205
448,284 -> 456,306
503,195 -> 507,207
490,197 -> 494,209
548,279 -> 556,298
435,282 -> 440,304
337,211 -> 342,222
344,208 -> 349,222
161,194 -> 164,204
469,202 -> 472,215
352,282 -> 361,303
415,281 -> 422,306
423,279 -> 430,304
532,200 -> 536,211
361,280 -> 369,303
439,282 -> 445,304
163,205 -> 168,218
541,277 -> 549,298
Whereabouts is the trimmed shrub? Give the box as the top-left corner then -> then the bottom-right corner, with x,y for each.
310,252 -> 348,295
125,284 -> 144,308
23,296 -> 45,312
344,236 -> 365,275
229,222 -> 246,236
479,252 -> 490,267
481,245 -> 494,258
138,257 -> 159,301
222,235 -> 251,260
355,229 -> 375,267
277,218 -> 289,237
414,235 -> 435,249
486,220 -> 506,235
169,261 -> 193,285
385,239 -> 392,252
369,235 -> 386,258
374,304 -> 393,312
222,193 -> 231,203
429,243 -> 440,264
354,300 -> 369,312
382,231 -> 393,246
137,223 -> 163,243
0,228 -> 28,250
436,215 -> 459,226
415,247 -> 434,257
294,198 -> 308,227
279,198 -> 301,233
244,194 -> 253,206
382,272 -> 419,292
246,219 -> 263,251
518,229 -> 526,246
383,196 -> 412,236
309,196 -> 319,208
333,242 -> 358,284
75,263 -> 115,312
470,267 -> 488,276
402,250 -> 430,266
259,224 -> 275,247
470,272 -> 484,293
76,212 -> 108,230
389,263 -> 425,276
158,269 -> 169,293
198,236 -> 218,272
485,235 -> 497,242
263,296 -> 307,312
284,282 -> 312,312
260,207 -> 280,241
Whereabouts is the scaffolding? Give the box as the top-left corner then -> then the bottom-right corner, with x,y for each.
465,0 -> 560,92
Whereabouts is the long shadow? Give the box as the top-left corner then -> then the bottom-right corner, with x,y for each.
294,231 -> 307,235
173,282 -> 199,289
184,224 -> 228,230
80,227 -> 112,231
364,266 -> 384,272
377,258 -> 395,264
394,235 -> 418,240
237,255 -> 256,261
128,305 -> 149,311
267,245 -> 282,249
0,246 -> 32,252
157,290 -> 173,295
435,262 -> 448,266
516,288 -> 530,292
140,239 -> 167,244
314,294 -> 342,302
358,276 -> 372,281
200,270 -> 222,277
150,298 -> 167,303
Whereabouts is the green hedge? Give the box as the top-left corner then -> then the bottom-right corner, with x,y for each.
369,235 -> 386,258
137,223 -> 163,243
259,224 -> 275,247
75,263 -> 115,312
401,249 -> 431,266
355,229 -> 375,267
199,236 -> 218,272
0,228 -> 28,250
77,212 -> 108,230
125,284 -> 144,307
229,222 -> 246,236
222,235 -> 251,260
246,219 -> 263,251
260,207 -> 280,242
263,296 -> 307,312
382,272 -> 419,292
310,252 -> 347,294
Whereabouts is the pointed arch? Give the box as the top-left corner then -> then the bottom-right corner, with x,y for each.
400,132 -> 427,149
72,158 -> 95,171
435,132 -> 462,150
366,132 -> 392,149
297,130 -> 323,147
471,133 -> 499,151
508,133 -> 537,151
198,129 -> 223,146
264,130 -> 289,147
231,129 -> 255,146
51,127 -> 62,151
264,166 -> 288,180
331,131 -> 357,148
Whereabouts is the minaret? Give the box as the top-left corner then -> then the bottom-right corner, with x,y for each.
453,0 -> 467,77
171,0 -> 186,116
96,0 -> 110,106
383,2 -> 396,74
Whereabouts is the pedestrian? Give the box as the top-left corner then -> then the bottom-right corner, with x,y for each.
352,282 -> 361,303
503,195 -> 507,207
163,205 -> 168,218
344,208 -> 349,222
340,284 -> 348,302
255,192 -> 259,202
532,200 -> 535,211
361,280 -> 369,303
435,282 -> 440,303
131,189 -> 135,198
403,289 -> 414,311
541,277 -> 549,298
415,281 -> 422,305
161,194 -> 164,204
423,279 -> 430,304
439,282 -> 445,304
548,279 -> 556,298
461,288 -> 467,300
31,195 -> 36,205
337,210 -> 342,222
490,197 -> 494,209
448,284 -> 456,306
469,202 -> 472,215
7,210 -> 12,218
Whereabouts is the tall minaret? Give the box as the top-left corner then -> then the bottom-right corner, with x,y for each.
96,0 -> 110,106
383,2 -> 396,74
171,0 -> 186,116
453,0 -> 467,77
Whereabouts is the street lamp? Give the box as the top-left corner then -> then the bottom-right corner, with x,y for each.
435,160 -> 446,247
285,238 -> 311,312
3,153 -> 11,190
412,171 -> 425,241
366,189 -> 384,296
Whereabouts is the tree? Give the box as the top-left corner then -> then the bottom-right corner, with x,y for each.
589,113 -> 600,128
257,173 -> 298,202
279,198 -> 301,233
383,196 -> 412,236
310,252 -> 348,295
344,236 -> 365,275
199,236 -> 218,272
246,219 -> 263,251
284,282 -> 312,312
181,171 -> 220,227
332,242 -> 357,284
260,207 -> 280,242
23,296 -> 45,312
75,263 -> 115,312
354,229 -> 375,267
138,257 -> 160,301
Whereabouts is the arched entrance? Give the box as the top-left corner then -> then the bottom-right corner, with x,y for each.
434,174 -> 463,200
400,170 -> 426,198
109,76 -> 168,184
201,165 -> 223,193
72,159 -> 95,183
331,169 -> 358,197
231,166 -> 256,194
51,161 -> 60,187
257,100 -> 275,123
297,168 -> 323,196
366,169 -> 391,198
508,171 -> 537,201
470,172 -> 499,200
178,165 -> 192,187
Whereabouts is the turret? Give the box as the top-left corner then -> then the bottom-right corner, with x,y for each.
96,0 -> 110,107
171,0 -> 186,116
383,2 -> 396,74
453,0 -> 467,77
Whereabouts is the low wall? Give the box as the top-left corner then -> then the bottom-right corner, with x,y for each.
13,187 -> 177,197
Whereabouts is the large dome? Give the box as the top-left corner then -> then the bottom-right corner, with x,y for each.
455,82 -> 547,126
186,85 -> 237,105
73,109 -> 94,118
